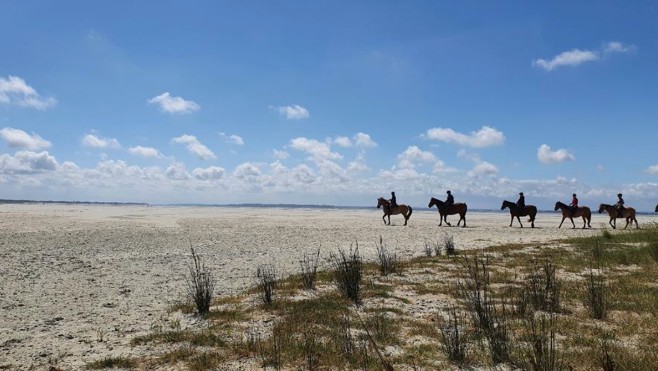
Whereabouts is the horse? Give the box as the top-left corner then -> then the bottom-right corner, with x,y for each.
377,197 -> 413,226
655,203 -> 658,212
598,204 -> 638,229
501,200 -> 537,228
428,197 -> 467,227
554,201 -> 591,229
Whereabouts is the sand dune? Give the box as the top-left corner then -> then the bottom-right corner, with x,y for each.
1,204 -> 655,369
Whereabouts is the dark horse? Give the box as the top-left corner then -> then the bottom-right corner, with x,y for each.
598,204 -> 638,229
655,203 -> 658,213
501,200 -> 537,228
554,201 -> 591,229
428,197 -> 467,227
377,197 -> 413,226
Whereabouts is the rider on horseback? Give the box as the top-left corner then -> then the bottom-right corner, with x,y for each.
616,193 -> 624,215
388,191 -> 398,214
517,192 -> 525,211
444,190 -> 454,213
569,193 -> 578,217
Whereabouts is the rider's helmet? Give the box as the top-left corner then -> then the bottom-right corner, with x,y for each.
618,193 -> 622,197
447,190 -> 451,194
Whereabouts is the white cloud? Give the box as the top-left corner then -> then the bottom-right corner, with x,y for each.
533,49 -> 599,71
645,164 -> 658,175
347,154 -> 369,173
219,132 -> 244,146
333,136 -> 352,147
165,162 -> 190,180
354,132 -> 377,148
0,151 -> 58,173
0,127 -> 52,150
193,166 -> 225,180
0,75 -> 57,110
289,137 -> 342,161
537,144 -> 575,164
148,92 -> 200,114
272,149 -> 289,160
276,104 -> 309,120
397,146 -> 436,169
604,41 -> 635,54
82,133 -> 121,149
129,145 -> 162,158
172,134 -> 216,160
468,161 -> 499,177
425,126 -> 505,148
292,164 -> 316,184
234,162 -> 261,179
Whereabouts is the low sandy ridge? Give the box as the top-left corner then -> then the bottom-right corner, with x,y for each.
1,204 -> 655,369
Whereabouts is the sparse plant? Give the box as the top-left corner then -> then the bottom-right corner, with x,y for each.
522,312 -> 564,371
299,249 -> 321,290
523,260 -> 561,313
376,237 -> 403,276
423,241 -> 433,257
600,336 -> 616,371
302,325 -> 320,371
444,233 -> 456,256
592,240 -> 604,262
187,248 -> 216,315
458,255 -> 511,364
650,241 -> 658,263
330,243 -> 363,305
439,305 -> 470,363
602,229 -> 613,240
256,264 -> 278,305
585,266 -> 607,320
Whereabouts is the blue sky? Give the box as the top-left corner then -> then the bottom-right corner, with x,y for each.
1,1 -> 657,210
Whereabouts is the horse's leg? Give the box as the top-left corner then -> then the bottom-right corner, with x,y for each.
609,218 -> 616,229
509,215 -> 514,227
558,217 -> 565,228
517,216 -> 524,228
570,217 -> 575,229
438,213 -> 443,226
382,214 -> 387,225
530,216 -> 534,228
445,215 -> 451,227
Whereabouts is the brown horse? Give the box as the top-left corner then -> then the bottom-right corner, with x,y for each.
377,197 -> 413,226
554,201 -> 591,229
428,197 -> 467,227
598,204 -> 638,229
655,203 -> 658,212
501,200 -> 537,228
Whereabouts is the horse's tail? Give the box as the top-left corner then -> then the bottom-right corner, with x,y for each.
408,206 -> 413,218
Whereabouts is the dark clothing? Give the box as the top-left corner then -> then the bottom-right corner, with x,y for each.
616,197 -> 624,208
517,195 -> 525,209
390,195 -> 397,208
445,194 -> 454,207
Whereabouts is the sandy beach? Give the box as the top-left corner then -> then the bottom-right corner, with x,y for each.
1,203 -> 656,369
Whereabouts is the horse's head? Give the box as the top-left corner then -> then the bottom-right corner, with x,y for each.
377,197 -> 387,208
598,204 -> 606,213
428,197 -> 436,208
501,201 -> 508,210
554,202 -> 561,211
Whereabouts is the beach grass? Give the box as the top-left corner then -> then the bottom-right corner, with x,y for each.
113,224 -> 658,370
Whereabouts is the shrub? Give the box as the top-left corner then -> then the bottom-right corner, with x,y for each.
299,249 -> 321,290
187,248 -> 215,315
376,237 -> 403,276
444,233 -> 456,256
585,267 -> 607,320
440,305 -> 470,363
330,244 -> 363,305
257,264 -> 278,305
522,312 -> 564,371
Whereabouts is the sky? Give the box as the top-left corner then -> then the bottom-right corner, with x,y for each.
1,1 -> 658,210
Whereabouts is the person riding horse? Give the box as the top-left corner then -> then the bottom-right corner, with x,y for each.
517,192 -> 525,211
444,190 -> 455,213
569,193 -> 578,217
616,193 -> 624,215
388,191 -> 398,214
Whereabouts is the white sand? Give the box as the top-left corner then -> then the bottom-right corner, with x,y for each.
1,204 -> 655,369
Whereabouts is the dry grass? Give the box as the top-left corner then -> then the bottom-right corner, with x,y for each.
121,227 -> 658,370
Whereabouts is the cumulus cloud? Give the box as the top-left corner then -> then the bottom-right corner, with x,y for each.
289,137 -> 342,161
292,164 -> 316,184
272,149 -> 289,160
0,151 -> 58,173
468,161 -> 499,177
354,132 -> 377,148
129,145 -> 162,158
0,75 -> 57,110
172,134 -> 216,160
276,104 -> 309,120
148,92 -> 200,114
193,166 -> 225,180
234,162 -> 261,179
165,162 -> 190,180
82,133 -> 121,149
333,136 -> 352,147
219,132 -> 244,146
0,127 -> 52,150
397,146 -> 436,169
425,126 -> 505,148
645,164 -> 658,175
537,144 -> 575,164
